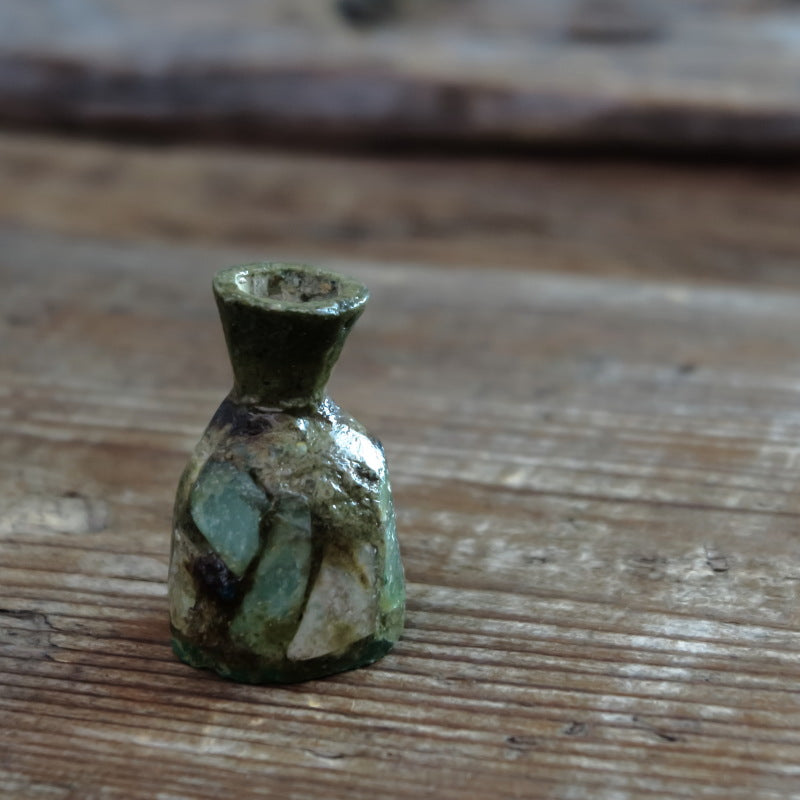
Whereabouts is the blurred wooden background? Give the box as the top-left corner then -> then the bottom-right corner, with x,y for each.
4,3 -> 800,799
4,0 -> 800,152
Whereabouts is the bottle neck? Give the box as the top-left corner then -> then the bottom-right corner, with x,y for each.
213,263 -> 368,411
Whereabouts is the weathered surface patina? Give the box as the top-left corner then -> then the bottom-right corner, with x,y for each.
168,263 -> 404,683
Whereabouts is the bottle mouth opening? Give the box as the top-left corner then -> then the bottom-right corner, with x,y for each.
214,263 -> 369,315
236,268 -> 339,303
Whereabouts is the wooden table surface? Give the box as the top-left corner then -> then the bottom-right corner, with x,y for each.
4,134 -> 800,799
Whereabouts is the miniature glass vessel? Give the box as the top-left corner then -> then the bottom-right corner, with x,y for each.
168,263 -> 405,682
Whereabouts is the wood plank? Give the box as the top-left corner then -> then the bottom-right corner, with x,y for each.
4,232 -> 800,797
4,133 -> 800,289
3,0 -> 800,151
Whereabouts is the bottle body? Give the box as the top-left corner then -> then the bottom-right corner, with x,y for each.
168,263 -> 404,683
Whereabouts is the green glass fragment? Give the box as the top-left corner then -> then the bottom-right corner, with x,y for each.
230,495 -> 312,656
189,460 -> 269,575
378,478 -> 403,613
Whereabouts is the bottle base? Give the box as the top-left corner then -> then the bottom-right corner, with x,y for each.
171,627 -> 398,684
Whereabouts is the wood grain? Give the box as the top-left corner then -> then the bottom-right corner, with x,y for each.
4,133 -> 800,289
3,230 -> 800,797
3,0 -> 800,151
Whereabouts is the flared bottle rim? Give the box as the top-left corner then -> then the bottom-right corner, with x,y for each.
213,262 -> 369,318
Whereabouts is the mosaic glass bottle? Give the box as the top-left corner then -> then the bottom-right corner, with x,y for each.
168,263 -> 405,682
